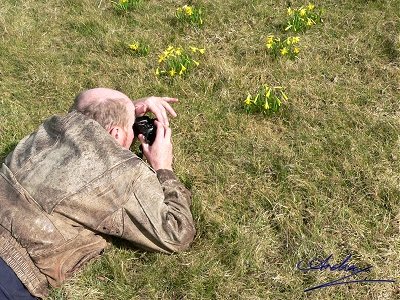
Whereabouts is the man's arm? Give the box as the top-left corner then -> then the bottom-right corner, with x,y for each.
119,163 -> 196,253
120,120 -> 195,252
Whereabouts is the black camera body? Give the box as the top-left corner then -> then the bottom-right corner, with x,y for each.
133,116 -> 156,145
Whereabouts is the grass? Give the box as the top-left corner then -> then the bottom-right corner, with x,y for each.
1,0 -> 399,299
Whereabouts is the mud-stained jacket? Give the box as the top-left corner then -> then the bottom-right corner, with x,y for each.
0,111 -> 196,299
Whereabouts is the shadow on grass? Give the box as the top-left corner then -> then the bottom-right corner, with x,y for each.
0,141 -> 18,164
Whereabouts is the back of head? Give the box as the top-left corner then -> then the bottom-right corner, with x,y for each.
70,88 -> 132,131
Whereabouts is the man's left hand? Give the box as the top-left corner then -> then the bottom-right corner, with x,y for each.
134,96 -> 178,127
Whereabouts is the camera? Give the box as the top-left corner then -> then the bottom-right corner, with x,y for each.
133,116 -> 156,145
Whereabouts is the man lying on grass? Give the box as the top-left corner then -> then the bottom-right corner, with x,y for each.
0,88 -> 196,299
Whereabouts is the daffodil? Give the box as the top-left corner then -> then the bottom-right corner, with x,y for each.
129,42 -> 139,51
280,47 -> 288,55
244,93 -> 252,106
293,47 -> 300,54
264,100 -> 270,110
120,0 -> 128,4
253,93 -> 259,104
179,64 -> 187,75
155,68 -> 160,76
306,18 -> 314,26
175,48 -> 182,55
287,7 -> 293,16
266,36 -> 274,44
169,68 -> 176,77
307,3 -> 315,10
300,8 -> 307,16
183,5 -> 193,16
292,36 -> 300,44
198,48 -> 205,54
158,54 -> 166,63
192,59 -> 200,66
265,86 -> 271,98
266,43 -> 273,49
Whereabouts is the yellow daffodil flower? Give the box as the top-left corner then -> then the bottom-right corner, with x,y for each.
300,8 -> 307,16
264,100 -> 270,110
292,36 -> 300,44
179,64 -> 187,75
266,43 -> 273,49
190,46 -> 198,53
129,43 -> 139,51
183,5 -> 193,16
287,7 -> 294,16
155,68 -> 160,76
198,48 -> 205,54
192,59 -> 200,66
293,47 -> 300,54
175,48 -> 182,56
266,36 -> 274,44
158,55 -> 166,63
169,68 -> 176,77
280,47 -> 288,55
307,3 -> 315,10
307,18 -> 314,26
265,87 -> 271,99
120,0 -> 128,4
244,93 -> 252,106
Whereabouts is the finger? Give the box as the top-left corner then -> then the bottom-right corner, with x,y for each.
160,106 -> 169,127
151,106 -> 168,127
165,127 -> 172,141
161,101 -> 177,118
162,97 -> 178,103
138,134 -> 149,146
134,102 -> 147,117
154,120 -> 165,139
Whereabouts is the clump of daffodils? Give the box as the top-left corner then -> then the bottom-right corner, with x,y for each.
244,85 -> 288,114
128,41 -> 149,57
285,3 -> 322,32
156,46 -> 205,78
176,5 -> 203,27
266,35 -> 300,60
113,0 -> 143,12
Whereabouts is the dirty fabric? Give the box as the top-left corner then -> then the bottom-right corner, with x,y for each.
0,111 -> 195,298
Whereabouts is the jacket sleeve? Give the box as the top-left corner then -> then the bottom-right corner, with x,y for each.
116,163 -> 196,253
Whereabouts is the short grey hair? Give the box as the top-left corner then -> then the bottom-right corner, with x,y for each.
71,96 -> 130,131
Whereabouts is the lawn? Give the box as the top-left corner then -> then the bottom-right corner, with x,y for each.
0,0 -> 399,299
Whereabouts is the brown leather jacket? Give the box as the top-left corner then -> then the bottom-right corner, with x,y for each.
0,111 -> 196,298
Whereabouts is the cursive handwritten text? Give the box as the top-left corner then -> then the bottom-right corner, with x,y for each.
296,254 -> 395,292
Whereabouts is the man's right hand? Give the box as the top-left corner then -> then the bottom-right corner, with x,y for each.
138,120 -> 173,171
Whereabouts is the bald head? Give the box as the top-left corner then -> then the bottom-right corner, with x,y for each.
70,88 -> 135,132
72,88 -> 131,111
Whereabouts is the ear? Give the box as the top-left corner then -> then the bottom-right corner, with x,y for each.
109,126 -> 126,147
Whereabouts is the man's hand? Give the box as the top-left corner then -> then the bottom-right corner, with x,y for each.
134,96 -> 178,127
138,120 -> 173,171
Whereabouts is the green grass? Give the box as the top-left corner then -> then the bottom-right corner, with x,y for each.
1,0 -> 400,299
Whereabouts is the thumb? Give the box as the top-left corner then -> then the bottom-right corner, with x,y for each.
138,134 -> 150,151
